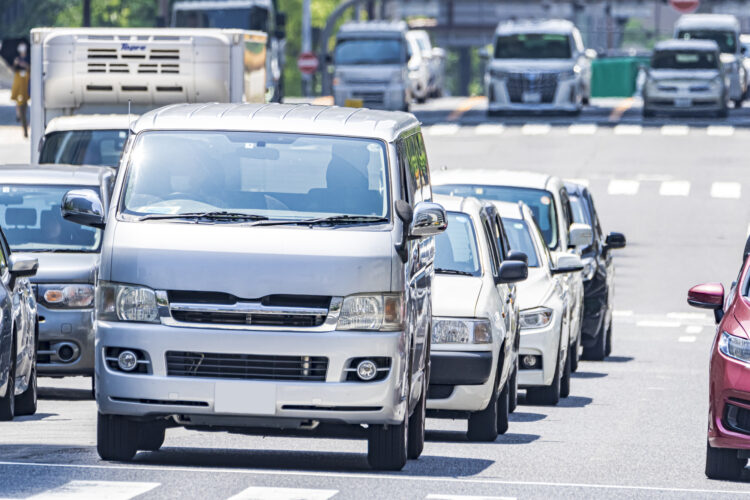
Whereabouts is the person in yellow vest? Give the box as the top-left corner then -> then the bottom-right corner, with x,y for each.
11,42 -> 30,138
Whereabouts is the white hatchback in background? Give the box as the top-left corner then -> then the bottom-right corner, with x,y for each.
427,195 -> 527,441
432,169 -> 591,374
495,201 -> 583,405
406,33 -> 430,104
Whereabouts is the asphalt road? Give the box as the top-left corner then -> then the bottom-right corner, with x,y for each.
1,96 -> 750,499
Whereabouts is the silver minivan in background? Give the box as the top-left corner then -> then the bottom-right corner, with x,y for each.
63,103 -> 446,471
332,21 -> 411,111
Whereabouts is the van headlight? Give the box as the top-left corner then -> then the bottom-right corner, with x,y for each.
39,284 -> 95,308
719,330 -> 750,363
97,281 -> 159,323
520,307 -> 553,330
337,293 -> 403,331
432,318 -> 492,344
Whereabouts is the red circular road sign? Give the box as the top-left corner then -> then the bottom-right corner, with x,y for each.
669,0 -> 699,14
297,52 -> 319,75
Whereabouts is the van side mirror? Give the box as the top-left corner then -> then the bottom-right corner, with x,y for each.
61,189 -> 105,229
569,223 -> 593,248
507,251 -> 528,264
409,202 -> 447,238
9,255 -> 38,279
551,253 -> 584,275
495,260 -> 527,284
605,232 -> 626,250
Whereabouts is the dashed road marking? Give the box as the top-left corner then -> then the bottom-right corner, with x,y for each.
521,123 -> 551,135
666,312 -> 707,321
710,182 -> 741,199
686,325 -> 704,334
427,495 -> 516,500
636,320 -> 681,328
660,125 -> 689,136
613,310 -> 634,317
613,124 -> 642,135
607,179 -> 640,195
427,124 -> 460,136
474,123 -> 505,135
707,125 -> 735,136
447,96 -> 485,121
659,181 -> 690,197
608,97 -> 634,121
568,124 -> 597,135
228,486 -> 339,500
14,481 -> 160,500
678,336 -> 697,343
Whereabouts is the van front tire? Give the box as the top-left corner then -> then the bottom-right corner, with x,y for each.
367,417 -> 408,470
467,387 -> 498,442
97,412 -> 138,461
407,376 -> 427,459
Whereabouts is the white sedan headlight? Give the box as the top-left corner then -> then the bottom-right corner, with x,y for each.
520,307 -> 553,330
97,281 -> 159,323
40,284 -> 95,308
719,330 -> 750,363
337,294 -> 403,331
432,318 -> 492,344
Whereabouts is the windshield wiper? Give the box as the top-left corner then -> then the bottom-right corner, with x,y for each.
254,215 -> 389,227
137,211 -> 269,222
435,268 -> 475,276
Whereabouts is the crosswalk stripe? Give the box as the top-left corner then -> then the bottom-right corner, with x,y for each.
474,123 -> 505,135
20,481 -> 160,500
710,182 -> 741,199
613,124 -> 642,135
659,180 -> 690,197
660,125 -> 689,136
426,495 -> 516,500
427,124 -> 459,136
613,310 -> 634,317
568,123 -> 597,135
521,123 -> 551,135
607,179 -> 639,195
666,312 -> 707,320
685,325 -> 704,334
707,125 -> 734,136
228,487 -> 339,500
678,336 -> 697,343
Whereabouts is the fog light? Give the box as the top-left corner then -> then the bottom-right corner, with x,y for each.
522,355 -> 538,369
356,360 -> 377,381
117,350 -> 138,372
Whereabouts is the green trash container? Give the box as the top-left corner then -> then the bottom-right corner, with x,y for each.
591,57 -> 650,98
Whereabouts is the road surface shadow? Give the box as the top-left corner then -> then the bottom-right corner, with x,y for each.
518,394 -> 592,409
509,411 -> 546,423
13,413 -> 57,422
572,371 -> 608,379
604,356 -> 634,363
38,387 -> 92,401
424,430 -> 539,445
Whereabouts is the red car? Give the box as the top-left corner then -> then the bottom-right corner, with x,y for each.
689,264 -> 750,480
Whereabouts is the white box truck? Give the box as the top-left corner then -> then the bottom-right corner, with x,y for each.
30,27 -> 268,164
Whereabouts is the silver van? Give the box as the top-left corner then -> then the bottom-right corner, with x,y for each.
62,103 -> 446,471
333,21 -> 410,111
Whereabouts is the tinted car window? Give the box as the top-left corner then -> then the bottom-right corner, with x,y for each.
651,50 -> 719,69
335,39 -> 404,65
40,130 -> 127,167
677,30 -> 737,53
434,212 -> 481,277
494,33 -> 572,59
175,7 -> 269,32
501,218 -> 540,267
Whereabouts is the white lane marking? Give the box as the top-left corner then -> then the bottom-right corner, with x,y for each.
666,312 -> 706,320
521,123 -> 551,135
707,125 -> 734,136
659,181 -> 690,197
566,178 -> 590,188
711,182 -> 741,199
607,180 -> 639,196
228,487 -> 338,500
474,124 -> 505,135
20,481 -> 160,500
679,336 -> 697,343
613,124 -> 642,135
613,310 -> 634,317
0,462 -> 749,497
686,325 -> 704,334
427,124 -> 460,136
568,124 -> 597,135
660,125 -> 689,136
427,495 -> 516,500
636,320 -> 681,328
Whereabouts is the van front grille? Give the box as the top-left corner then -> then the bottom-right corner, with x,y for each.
166,351 -> 328,381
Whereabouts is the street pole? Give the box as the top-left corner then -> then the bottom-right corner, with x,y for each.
302,0 -> 312,97
83,0 -> 91,27
157,0 -> 170,27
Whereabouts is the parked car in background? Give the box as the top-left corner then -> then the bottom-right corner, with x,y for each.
741,34 -> 750,94
433,170 -> 591,373
565,182 -> 626,360
0,225 -> 39,421
688,242 -> 750,479
643,40 -> 728,118
63,103 -> 447,471
39,116 -> 131,168
675,14 -> 746,108
496,201 -> 582,405
332,21 -> 410,111
0,165 -> 115,379
427,195 -> 526,441
407,30 -> 444,98
484,19 -> 594,115
406,32 -> 430,104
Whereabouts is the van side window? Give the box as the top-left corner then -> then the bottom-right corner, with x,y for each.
0,231 -> 9,278
416,133 -> 432,201
559,189 -> 574,241
480,214 -> 500,276
397,139 -> 415,203
405,134 -> 424,203
494,214 -> 510,260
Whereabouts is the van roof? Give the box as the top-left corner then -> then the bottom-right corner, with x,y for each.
432,194 -> 486,215
432,169 -> 554,191
491,200 -> 524,220
675,14 -> 740,31
0,164 -> 115,186
339,21 -> 408,36
172,0 -> 272,10
46,115 -> 136,134
132,103 -> 421,142
654,39 -> 720,52
495,19 -> 576,36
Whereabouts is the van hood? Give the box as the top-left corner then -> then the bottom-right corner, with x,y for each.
649,69 -> 720,81
488,59 -> 576,73
107,221 -> 394,297
515,268 -> 556,311
16,252 -> 98,284
336,64 -> 403,85
432,275 -> 482,317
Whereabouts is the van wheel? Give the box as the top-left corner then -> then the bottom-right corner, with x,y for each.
467,385 -> 498,442
582,322 -> 607,361
97,412 -> 138,461
508,362 -> 518,413
570,335 -> 580,373
605,323 -> 613,357
525,351 -> 561,406
407,375 -> 426,459
733,99 -> 743,109
367,415 -> 408,470
138,421 -> 166,452
705,441 -> 746,480
496,380 -> 510,435
15,367 -> 37,416
560,349 -> 572,399
0,336 -> 16,421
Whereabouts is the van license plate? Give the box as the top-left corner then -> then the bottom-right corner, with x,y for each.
522,92 -> 542,103
674,98 -> 692,107
345,98 -> 364,108
214,381 -> 276,415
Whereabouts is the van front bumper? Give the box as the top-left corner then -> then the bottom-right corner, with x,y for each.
426,350 -> 497,413
486,75 -> 582,112
37,303 -> 95,376
333,83 -> 407,111
518,322 -> 560,388
96,321 -> 408,426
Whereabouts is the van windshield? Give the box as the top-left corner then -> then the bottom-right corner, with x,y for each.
434,212 -> 481,277
651,50 -> 719,69
335,38 -> 404,65
39,130 -> 127,168
494,33 -> 572,59
501,218 -> 540,268
0,185 -> 102,252
677,30 -> 737,54
174,7 -> 269,32
121,131 -> 389,221
434,184 -> 559,249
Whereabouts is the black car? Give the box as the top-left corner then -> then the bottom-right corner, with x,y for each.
564,182 -> 626,360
